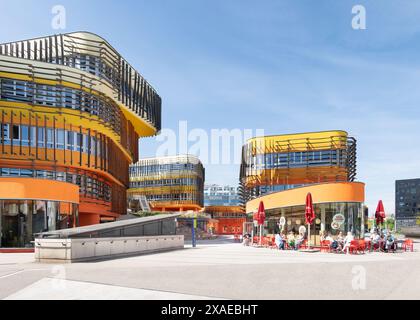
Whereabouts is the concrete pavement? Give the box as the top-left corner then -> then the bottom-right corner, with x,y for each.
1,238 -> 419,300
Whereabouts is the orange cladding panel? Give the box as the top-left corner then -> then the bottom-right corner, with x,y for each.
0,178 -> 79,203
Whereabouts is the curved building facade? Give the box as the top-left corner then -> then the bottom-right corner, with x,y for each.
0,31 -> 161,242
240,131 -> 365,241
128,155 -> 205,212
0,178 -> 79,247
240,130 -> 357,201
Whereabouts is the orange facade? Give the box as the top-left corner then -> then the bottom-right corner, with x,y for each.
0,32 -> 161,227
0,178 -> 79,204
205,206 -> 247,235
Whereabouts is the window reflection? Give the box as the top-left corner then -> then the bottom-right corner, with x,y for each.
0,200 -> 79,248
262,202 -> 363,245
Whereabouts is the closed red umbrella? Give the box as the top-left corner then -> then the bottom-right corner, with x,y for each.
305,193 -> 315,225
257,201 -> 266,225
375,200 -> 386,226
257,201 -> 265,246
305,193 -> 315,249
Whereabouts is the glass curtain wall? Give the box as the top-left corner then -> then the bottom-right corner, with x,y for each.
0,200 -> 78,248
261,202 -> 363,245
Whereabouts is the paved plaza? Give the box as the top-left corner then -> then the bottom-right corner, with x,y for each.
1,237 -> 420,300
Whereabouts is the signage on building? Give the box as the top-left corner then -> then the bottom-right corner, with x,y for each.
332,214 -> 345,225
331,222 -> 341,230
279,217 -> 286,226
299,225 -> 307,235
332,214 -> 345,230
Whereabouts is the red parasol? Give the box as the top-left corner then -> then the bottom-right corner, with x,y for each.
305,193 -> 315,225
375,200 -> 386,226
257,201 -> 266,226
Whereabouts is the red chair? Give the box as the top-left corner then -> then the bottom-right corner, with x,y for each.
252,236 -> 258,246
403,239 -> 414,252
371,241 -> 381,252
348,240 -> 359,254
320,240 -> 331,253
357,240 -> 366,254
364,240 -> 372,252
297,239 -> 307,250
234,234 -> 240,242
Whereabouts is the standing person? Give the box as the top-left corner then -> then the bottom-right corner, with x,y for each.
242,234 -> 250,246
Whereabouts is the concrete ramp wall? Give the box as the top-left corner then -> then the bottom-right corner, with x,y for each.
35,235 -> 184,263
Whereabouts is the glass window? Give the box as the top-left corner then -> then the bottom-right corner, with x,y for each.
20,125 -> 29,146
37,127 -> 45,147
66,131 -> 74,151
56,129 -> 65,150
47,128 -> 54,148
76,133 -> 82,152
12,125 -> 20,141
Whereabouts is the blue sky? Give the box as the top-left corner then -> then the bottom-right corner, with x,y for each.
1,0 -> 420,215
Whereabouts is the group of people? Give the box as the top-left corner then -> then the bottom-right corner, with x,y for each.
244,227 -> 397,253
366,228 -> 396,252
319,231 -> 354,253
275,231 -> 306,250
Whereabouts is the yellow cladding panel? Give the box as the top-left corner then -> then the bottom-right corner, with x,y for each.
128,185 -> 199,194
0,101 -> 133,162
130,174 -> 199,182
0,72 -> 32,82
0,59 -> 157,137
119,103 -> 156,137
248,130 -> 348,154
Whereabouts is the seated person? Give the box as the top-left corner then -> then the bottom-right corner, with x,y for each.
320,231 -> 326,242
275,232 -> 285,250
342,232 -> 354,254
336,231 -> 345,250
325,232 -> 334,242
370,232 -> 381,250
385,233 -> 395,252
287,232 -> 295,249
295,232 -> 306,250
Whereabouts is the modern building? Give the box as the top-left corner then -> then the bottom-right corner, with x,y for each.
0,32 -> 161,247
128,155 -> 205,212
205,206 -> 246,235
395,178 -> 420,228
204,184 -> 240,206
240,130 -> 365,244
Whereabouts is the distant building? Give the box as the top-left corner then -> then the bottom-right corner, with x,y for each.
204,184 -> 240,206
128,155 -> 205,212
205,206 -> 246,235
395,178 -> 420,228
